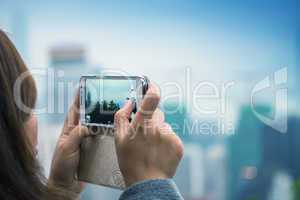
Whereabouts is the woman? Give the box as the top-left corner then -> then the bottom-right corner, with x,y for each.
0,29 -> 184,200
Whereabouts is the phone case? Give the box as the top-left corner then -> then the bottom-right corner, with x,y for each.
78,129 -> 125,189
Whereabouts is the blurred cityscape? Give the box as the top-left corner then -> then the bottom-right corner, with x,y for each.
1,1 -> 299,200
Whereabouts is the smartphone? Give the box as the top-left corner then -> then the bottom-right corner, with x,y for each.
78,75 -> 149,189
79,75 -> 148,127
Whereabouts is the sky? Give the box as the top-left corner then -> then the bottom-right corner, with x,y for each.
1,0 -> 298,72
86,78 -> 135,106
0,0 -> 299,116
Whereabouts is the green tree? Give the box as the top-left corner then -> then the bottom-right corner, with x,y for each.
108,100 -> 117,111
89,101 -> 101,122
102,100 -> 108,111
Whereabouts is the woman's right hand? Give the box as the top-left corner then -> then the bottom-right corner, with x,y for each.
114,84 -> 184,187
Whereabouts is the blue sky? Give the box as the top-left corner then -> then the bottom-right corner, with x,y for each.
0,0 -> 299,114
86,78 -> 134,107
1,0 -> 298,72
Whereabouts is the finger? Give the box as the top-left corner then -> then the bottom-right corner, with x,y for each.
134,83 -> 160,127
157,123 -> 173,135
65,125 -> 89,153
114,100 -> 133,142
152,109 -> 165,125
62,89 -> 80,135
141,109 -> 165,135
129,109 -> 164,140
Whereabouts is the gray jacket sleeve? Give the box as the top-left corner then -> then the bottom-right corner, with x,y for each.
119,179 -> 184,200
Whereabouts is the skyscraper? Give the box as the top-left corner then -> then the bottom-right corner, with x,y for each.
205,144 -> 227,200
47,44 -> 89,123
227,106 -> 270,200
174,143 -> 205,199
227,103 -> 300,200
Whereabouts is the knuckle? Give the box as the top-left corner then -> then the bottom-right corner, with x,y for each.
149,91 -> 160,102
114,110 -> 123,120
80,126 -> 89,135
72,126 -> 80,134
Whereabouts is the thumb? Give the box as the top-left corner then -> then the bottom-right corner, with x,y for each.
114,100 -> 133,143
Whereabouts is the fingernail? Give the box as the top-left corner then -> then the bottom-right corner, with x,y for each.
124,100 -> 132,108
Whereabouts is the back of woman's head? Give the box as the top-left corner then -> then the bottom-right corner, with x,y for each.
0,30 -> 70,200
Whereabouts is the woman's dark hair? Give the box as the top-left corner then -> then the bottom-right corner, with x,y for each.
0,30 -> 71,199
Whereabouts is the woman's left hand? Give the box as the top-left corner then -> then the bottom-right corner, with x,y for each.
48,92 -> 89,194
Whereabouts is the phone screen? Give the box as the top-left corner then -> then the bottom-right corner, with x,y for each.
80,76 -> 146,127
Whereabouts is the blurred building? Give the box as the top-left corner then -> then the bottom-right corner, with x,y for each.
38,44 -> 99,176
234,117 -> 300,200
227,104 -> 300,200
174,144 -> 205,199
227,106 -> 270,200
50,44 -> 86,67
268,172 -> 293,200
164,102 -> 228,199
47,44 -> 91,123
204,144 -> 227,200
262,117 -> 300,181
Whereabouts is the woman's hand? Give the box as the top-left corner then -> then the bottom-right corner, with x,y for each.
48,92 -> 89,194
114,84 -> 184,187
